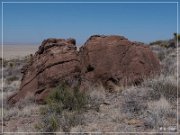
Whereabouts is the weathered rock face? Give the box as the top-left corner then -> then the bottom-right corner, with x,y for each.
79,35 -> 160,87
8,35 -> 161,104
8,38 -> 80,104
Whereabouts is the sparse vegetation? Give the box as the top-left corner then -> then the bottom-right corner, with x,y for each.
121,87 -> 148,116
9,62 -> 14,68
36,83 -> 87,132
149,40 -> 169,48
24,54 -> 34,65
143,75 -> 178,103
150,40 -> 164,45
157,50 -> 166,61
86,83 -> 106,111
6,76 -> 19,84
174,33 -> 180,41
46,83 -> 87,112
2,37 -> 179,132
144,97 -> 176,130
60,111 -> 84,132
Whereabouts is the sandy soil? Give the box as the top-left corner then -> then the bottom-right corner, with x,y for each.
0,45 -> 38,60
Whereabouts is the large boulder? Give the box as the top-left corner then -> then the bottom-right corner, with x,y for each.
8,35 -> 161,104
79,35 -> 160,87
8,38 -> 80,104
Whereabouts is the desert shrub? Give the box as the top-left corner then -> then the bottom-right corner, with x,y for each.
37,83 -> 87,132
0,57 -> 2,67
8,62 -> 14,68
144,97 -> 176,131
157,51 -> 166,61
46,83 -> 87,112
121,87 -> 148,116
149,40 -> 170,48
161,52 -> 177,76
174,33 -> 180,41
3,60 -> 8,67
3,93 -> 36,122
143,76 -> 178,103
36,111 -> 84,132
86,84 -> 106,111
60,111 -> 84,132
4,102 -> 38,121
24,54 -> 34,65
39,113 -> 59,132
15,93 -> 35,109
6,76 -> 19,84
149,40 -> 163,45
3,107 -> 19,121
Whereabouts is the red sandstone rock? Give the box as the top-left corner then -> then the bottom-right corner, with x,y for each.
8,35 -> 161,104
79,35 -> 160,87
8,38 -> 80,104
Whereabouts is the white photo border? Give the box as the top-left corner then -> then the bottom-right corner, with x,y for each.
1,1 -> 179,134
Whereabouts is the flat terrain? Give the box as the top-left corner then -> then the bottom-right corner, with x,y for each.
0,45 -> 38,59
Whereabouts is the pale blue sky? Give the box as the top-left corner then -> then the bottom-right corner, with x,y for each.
0,0 -> 179,45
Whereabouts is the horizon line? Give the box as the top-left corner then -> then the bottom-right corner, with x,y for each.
2,1 -> 179,4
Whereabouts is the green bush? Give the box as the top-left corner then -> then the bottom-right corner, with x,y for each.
46,83 -> 87,112
36,83 -> 87,132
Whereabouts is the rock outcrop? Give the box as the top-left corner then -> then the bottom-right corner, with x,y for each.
8,38 -> 80,104
79,35 -> 160,87
8,35 -> 161,104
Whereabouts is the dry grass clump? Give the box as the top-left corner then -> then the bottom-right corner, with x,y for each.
6,76 -> 19,84
150,45 -> 168,61
59,111 -> 84,132
157,50 -> 167,61
150,43 -> 177,71
143,75 -> 178,103
161,51 -> 177,76
15,93 -> 35,109
36,111 -> 60,132
120,71 -> 177,131
3,93 -> 37,121
121,86 -> 149,117
3,103 -> 39,121
120,84 -> 177,132
86,83 -> 106,111
2,57 -> 28,81
144,97 -> 177,131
